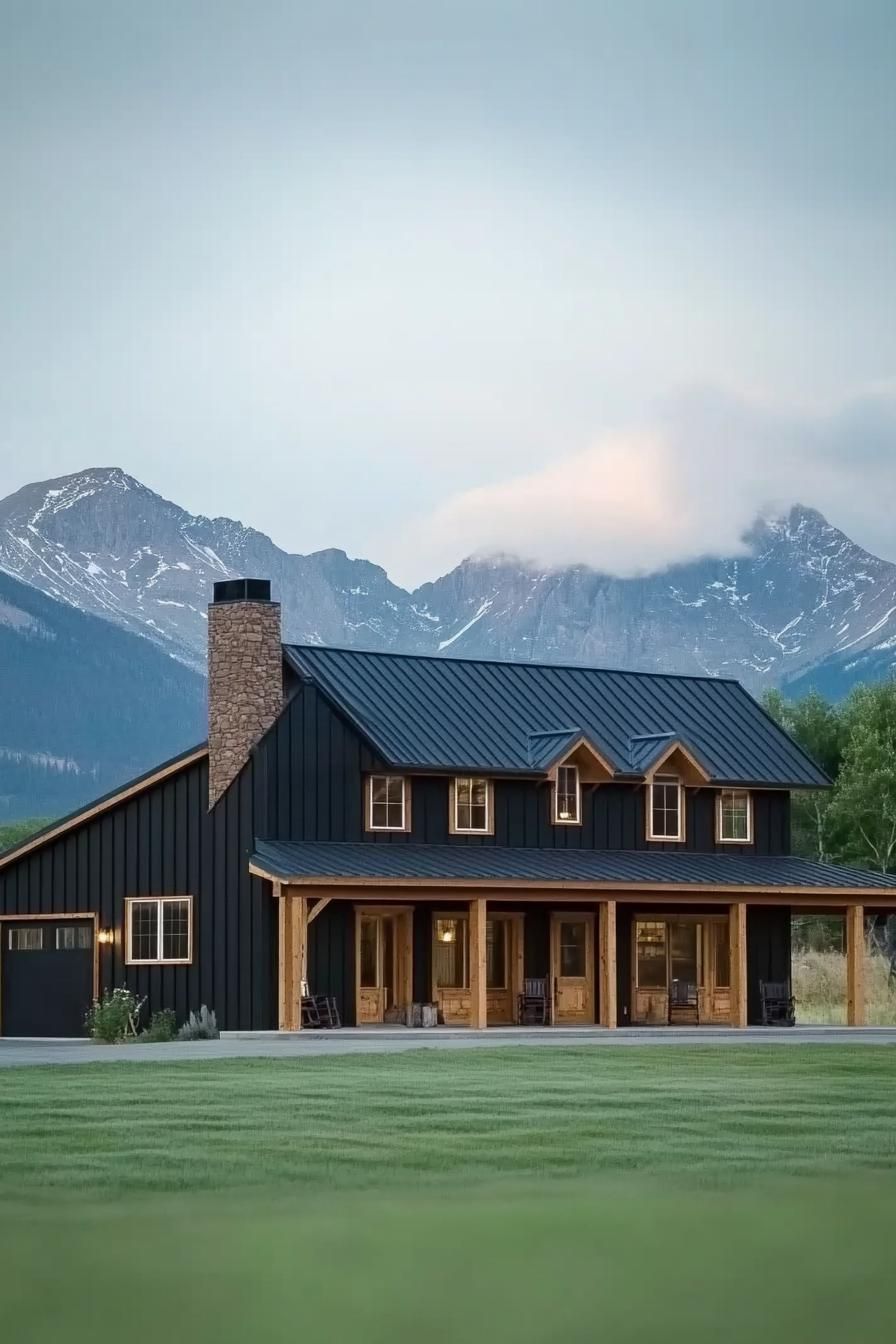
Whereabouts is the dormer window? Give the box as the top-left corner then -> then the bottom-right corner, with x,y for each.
647,773 -> 684,841
366,775 -> 410,831
553,764 -> 581,825
450,777 -> 494,834
717,789 -> 752,843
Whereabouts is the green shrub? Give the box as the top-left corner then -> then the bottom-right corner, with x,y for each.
85,987 -> 145,1043
140,1008 -> 177,1043
177,1006 -> 219,1040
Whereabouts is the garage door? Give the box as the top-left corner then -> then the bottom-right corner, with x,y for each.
1,920 -> 95,1037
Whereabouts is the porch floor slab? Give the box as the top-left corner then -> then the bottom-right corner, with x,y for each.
1,1025 -> 895,1066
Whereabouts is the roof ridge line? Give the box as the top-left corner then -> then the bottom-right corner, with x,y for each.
284,642 -> 744,685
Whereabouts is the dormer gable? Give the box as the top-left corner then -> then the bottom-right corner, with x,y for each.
628,733 -> 710,785
527,729 -> 616,783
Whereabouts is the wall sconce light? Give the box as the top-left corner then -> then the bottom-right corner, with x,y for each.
97,928 -> 114,946
437,923 -> 456,944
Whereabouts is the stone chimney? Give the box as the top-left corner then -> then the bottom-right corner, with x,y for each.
207,578 -> 282,807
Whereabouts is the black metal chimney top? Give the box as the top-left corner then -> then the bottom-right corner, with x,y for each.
212,578 -> 272,604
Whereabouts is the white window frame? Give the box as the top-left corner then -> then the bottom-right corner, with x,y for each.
716,789 -> 753,844
125,896 -> 193,965
366,775 -> 410,832
552,764 -> 582,825
647,773 -> 685,842
450,777 -> 494,834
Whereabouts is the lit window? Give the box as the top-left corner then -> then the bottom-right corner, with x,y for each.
433,917 -> 468,988
717,790 -> 752,843
367,775 -> 408,831
126,898 -> 192,964
648,774 -> 683,840
452,777 -> 491,833
56,925 -> 92,951
553,765 -> 581,824
8,927 -> 43,951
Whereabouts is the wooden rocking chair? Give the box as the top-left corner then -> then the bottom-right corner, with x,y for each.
300,981 -> 342,1029
517,977 -> 551,1026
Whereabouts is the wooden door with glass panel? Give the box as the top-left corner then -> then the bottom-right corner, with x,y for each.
550,912 -> 595,1024
356,909 -> 412,1024
431,913 -> 523,1025
632,916 -> 730,1024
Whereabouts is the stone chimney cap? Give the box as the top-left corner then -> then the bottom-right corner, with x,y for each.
212,578 -> 273,605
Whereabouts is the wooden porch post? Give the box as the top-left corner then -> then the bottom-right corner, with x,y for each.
598,900 -> 617,1029
469,897 -> 487,1030
278,885 -> 307,1031
729,902 -> 748,1028
846,904 -> 865,1027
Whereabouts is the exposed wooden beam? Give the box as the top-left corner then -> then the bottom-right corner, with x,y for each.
729,902 -> 748,1028
469,897 -> 487,1030
846,904 -> 865,1027
598,900 -> 617,1029
307,896 -> 332,924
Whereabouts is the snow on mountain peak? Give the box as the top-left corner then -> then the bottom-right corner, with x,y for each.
0,468 -> 894,693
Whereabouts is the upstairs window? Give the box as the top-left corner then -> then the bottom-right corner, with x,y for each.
125,897 -> 192,965
367,775 -> 409,832
552,764 -> 581,825
451,777 -> 493,834
717,790 -> 752,843
647,774 -> 684,841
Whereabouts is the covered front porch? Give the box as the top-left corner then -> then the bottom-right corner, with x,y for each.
250,840 -> 896,1032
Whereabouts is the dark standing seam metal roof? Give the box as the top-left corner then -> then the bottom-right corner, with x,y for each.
283,646 -> 830,789
251,840 -> 896,890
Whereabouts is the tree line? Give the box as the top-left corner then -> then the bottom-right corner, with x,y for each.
764,679 -> 896,874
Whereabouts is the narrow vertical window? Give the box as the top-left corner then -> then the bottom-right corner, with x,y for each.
433,917 -> 469,988
647,774 -> 683,841
367,775 -> 408,831
451,777 -> 492,833
553,765 -> 581,824
717,790 -> 752,843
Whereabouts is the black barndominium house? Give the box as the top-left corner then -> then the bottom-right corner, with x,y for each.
2,578 -> 895,1037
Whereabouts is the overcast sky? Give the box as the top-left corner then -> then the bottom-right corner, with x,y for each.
1,1 -> 894,586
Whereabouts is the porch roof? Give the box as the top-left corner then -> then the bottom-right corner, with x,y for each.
251,840 -> 896,892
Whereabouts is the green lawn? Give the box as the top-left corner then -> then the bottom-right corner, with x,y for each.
1,1046 -> 894,1343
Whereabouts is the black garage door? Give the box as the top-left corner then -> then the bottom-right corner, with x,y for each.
1,920 -> 94,1037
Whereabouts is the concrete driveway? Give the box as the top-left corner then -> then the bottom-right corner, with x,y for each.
1,1025 -> 895,1067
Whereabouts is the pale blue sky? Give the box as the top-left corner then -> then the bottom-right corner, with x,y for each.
1,1 -> 894,583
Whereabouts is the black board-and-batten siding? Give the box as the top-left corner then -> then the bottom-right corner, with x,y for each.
0,753 -> 276,1031
0,683 -> 794,1031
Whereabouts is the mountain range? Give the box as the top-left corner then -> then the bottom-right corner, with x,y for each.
1,465 -> 894,819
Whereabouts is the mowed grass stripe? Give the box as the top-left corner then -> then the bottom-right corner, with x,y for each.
1,1045 -> 894,1194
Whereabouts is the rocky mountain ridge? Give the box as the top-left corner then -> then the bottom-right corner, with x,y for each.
1,467 -> 894,697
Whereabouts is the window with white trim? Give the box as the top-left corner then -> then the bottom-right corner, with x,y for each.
553,764 -> 581,824
126,897 -> 192,964
647,774 -> 684,841
452,777 -> 492,833
367,775 -> 408,831
717,790 -> 752,843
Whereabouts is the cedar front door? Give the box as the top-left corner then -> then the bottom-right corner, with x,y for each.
551,912 -> 595,1024
356,909 -> 412,1024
